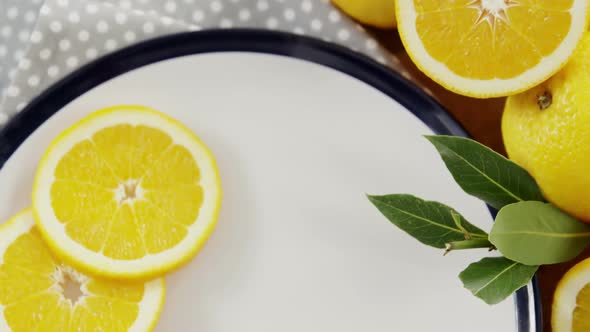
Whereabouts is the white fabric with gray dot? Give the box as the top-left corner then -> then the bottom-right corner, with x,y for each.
0,0 -> 406,126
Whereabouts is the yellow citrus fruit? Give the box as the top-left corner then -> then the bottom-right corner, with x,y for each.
332,0 -> 396,28
0,210 -> 165,331
552,257 -> 590,331
396,0 -> 590,98
33,105 -> 222,280
503,33 -> 590,222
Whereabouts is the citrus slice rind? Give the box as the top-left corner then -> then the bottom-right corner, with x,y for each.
396,0 -> 590,98
553,258 -> 590,331
33,105 -> 222,280
0,210 -> 165,331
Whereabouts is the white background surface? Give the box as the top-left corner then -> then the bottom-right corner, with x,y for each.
0,52 -> 513,331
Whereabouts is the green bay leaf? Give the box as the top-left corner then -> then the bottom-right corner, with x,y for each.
490,201 -> 590,265
425,135 -> 544,209
459,257 -> 538,305
367,194 -> 487,248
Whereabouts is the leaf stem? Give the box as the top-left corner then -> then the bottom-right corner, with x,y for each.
451,209 -> 471,239
470,233 -> 490,239
444,239 -> 495,256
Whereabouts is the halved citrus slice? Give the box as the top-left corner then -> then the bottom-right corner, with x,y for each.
396,0 -> 590,97
553,257 -> 590,331
33,105 -> 222,280
0,210 -> 165,331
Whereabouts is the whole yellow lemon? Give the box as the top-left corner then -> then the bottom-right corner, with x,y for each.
331,0 -> 396,29
503,33 -> 590,222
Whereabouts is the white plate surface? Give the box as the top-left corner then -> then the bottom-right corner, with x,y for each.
0,52 -> 514,331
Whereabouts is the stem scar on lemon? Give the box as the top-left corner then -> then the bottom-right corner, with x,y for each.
537,91 -> 553,111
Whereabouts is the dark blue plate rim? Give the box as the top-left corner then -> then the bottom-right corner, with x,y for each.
0,28 -> 541,331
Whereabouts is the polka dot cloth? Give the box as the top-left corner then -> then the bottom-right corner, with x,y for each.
0,0 -> 403,124
0,0 -> 41,98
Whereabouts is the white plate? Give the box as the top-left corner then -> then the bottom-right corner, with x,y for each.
0,30 -> 537,331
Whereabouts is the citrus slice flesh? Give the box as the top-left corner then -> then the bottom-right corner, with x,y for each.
33,105 -> 222,280
396,0 -> 590,97
0,210 -> 165,332
553,258 -> 590,331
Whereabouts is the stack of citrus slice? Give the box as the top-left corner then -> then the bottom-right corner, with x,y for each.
0,105 -> 222,331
